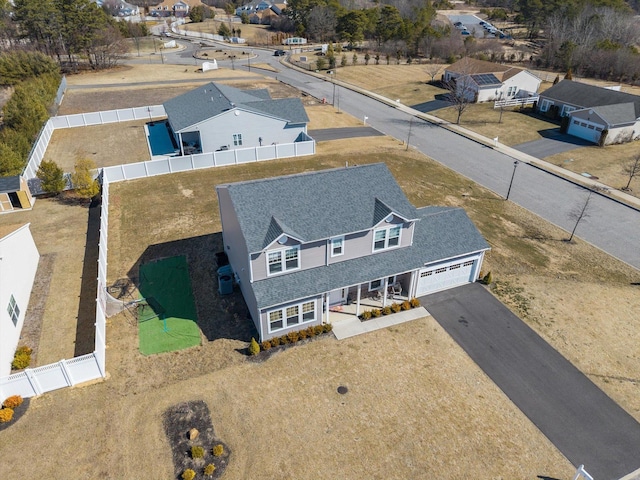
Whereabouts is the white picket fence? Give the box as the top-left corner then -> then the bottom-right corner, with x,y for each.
171,19 -> 245,43
103,140 -> 316,183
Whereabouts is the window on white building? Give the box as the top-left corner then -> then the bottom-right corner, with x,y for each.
7,295 -> 20,327
331,236 -> 344,257
233,133 -> 243,146
267,246 -> 299,275
268,301 -> 316,333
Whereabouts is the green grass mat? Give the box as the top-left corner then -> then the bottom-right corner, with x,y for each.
138,255 -> 200,355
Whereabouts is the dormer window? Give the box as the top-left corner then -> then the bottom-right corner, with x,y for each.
373,225 -> 401,251
267,246 -> 299,275
330,236 -> 344,257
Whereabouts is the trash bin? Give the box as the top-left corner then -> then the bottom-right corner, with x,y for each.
217,265 -> 233,295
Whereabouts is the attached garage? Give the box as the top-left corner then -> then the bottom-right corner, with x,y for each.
567,117 -> 603,144
416,255 -> 482,297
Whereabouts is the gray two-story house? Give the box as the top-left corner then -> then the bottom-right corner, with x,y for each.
217,163 -> 490,341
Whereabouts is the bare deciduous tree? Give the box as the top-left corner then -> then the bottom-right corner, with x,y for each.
443,73 -> 475,124
566,187 -> 600,242
623,154 -> 640,191
424,63 -> 442,83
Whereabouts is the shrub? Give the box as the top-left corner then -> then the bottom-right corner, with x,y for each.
410,298 -> 420,308
361,310 -> 372,320
36,160 -> 66,194
11,351 -> 31,370
71,158 -> 100,199
0,408 -> 14,423
371,308 -> 381,317
204,463 -> 216,476
279,335 -> 290,345
2,395 -> 23,409
271,336 -> 281,346
16,346 -> 32,355
306,326 -> 316,337
313,325 -> 324,335
382,306 -> 392,315
260,340 -> 272,351
191,445 -> 205,459
401,301 -> 411,311
182,469 -> 196,480
213,444 -> 224,456
391,303 -> 401,313
298,328 -> 308,339
481,271 -> 493,285
287,330 -> 300,343
248,337 -> 260,356
322,323 -> 333,333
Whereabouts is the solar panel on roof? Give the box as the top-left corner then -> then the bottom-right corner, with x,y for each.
471,73 -> 500,85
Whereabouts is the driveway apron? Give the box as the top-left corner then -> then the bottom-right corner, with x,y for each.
421,283 -> 640,480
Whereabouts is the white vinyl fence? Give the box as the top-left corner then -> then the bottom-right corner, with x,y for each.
103,140 -> 316,182
22,105 -> 166,182
171,19 -> 245,43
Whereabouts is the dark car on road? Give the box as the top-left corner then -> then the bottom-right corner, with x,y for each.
274,49 -> 286,56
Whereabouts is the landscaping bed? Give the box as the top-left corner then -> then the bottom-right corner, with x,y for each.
163,401 -> 230,480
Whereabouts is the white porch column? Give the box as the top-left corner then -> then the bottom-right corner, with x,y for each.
356,285 -> 361,316
324,293 -> 330,324
382,277 -> 389,307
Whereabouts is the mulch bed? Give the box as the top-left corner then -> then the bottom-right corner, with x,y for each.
163,401 -> 230,480
0,398 -> 31,433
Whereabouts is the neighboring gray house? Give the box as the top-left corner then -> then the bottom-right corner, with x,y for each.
537,80 -> 640,145
163,82 -> 311,155
217,163 -> 490,341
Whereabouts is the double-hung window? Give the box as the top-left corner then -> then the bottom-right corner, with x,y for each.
373,225 -> 401,251
268,300 -> 316,333
331,236 -> 344,257
233,133 -> 243,146
267,246 -> 299,275
7,295 -> 20,327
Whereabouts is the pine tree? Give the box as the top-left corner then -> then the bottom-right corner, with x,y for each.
36,159 -> 66,194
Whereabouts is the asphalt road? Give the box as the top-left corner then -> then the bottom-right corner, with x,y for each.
422,283 -> 640,480
133,40 -> 640,271
308,126 -> 383,141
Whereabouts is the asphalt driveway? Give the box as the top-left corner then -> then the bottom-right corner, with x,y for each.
513,128 -> 594,158
308,126 -> 383,141
421,283 -> 640,480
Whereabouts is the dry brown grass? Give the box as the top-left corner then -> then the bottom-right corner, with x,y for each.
545,142 -> 640,194
306,104 -> 365,130
44,121 -> 150,170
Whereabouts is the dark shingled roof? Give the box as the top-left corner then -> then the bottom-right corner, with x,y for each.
220,164 -> 420,252
541,80 -> 640,116
163,82 -> 309,132
590,103 -> 637,126
0,175 -> 21,194
250,205 -> 490,309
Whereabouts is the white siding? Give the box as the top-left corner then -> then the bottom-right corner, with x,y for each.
181,109 -> 307,154
0,225 -> 40,378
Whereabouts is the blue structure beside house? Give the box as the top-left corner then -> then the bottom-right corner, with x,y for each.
217,163 -> 490,341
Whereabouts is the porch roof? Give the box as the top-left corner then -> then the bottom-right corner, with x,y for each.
251,206 -> 490,310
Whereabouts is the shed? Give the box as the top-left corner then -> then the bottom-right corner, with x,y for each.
0,176 -> 35,214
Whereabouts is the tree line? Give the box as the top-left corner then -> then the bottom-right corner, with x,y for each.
0,51 -> 60,177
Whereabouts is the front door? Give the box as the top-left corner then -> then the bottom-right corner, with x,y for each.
329,288 -> 347,305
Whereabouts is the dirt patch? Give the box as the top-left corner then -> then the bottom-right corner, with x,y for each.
163,401 -> 230,480
19,253 -> 56,365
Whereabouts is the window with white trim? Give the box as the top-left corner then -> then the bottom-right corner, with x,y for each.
268,300 -> 316,333
7,295 -> 20,327
373,225 -> 401,251
330,236 -> 344,257
507,86 -> 517,96
540,99 -> 552,112
267,246 -> 299,275
233,133 -> 243,146
370,279 -> 382,290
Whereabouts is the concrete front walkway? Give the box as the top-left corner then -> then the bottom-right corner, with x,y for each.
331,307 -> 429,340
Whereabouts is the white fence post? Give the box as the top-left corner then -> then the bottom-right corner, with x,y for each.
24,368 -> 43,395
59,359 -> 74,386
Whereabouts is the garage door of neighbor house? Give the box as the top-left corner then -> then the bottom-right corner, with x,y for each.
568,118 -> 602,144
416,257 -> 478,297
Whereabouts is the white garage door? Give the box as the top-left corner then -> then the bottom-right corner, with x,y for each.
568,119 -> 602,144
416,258 -> 477,296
